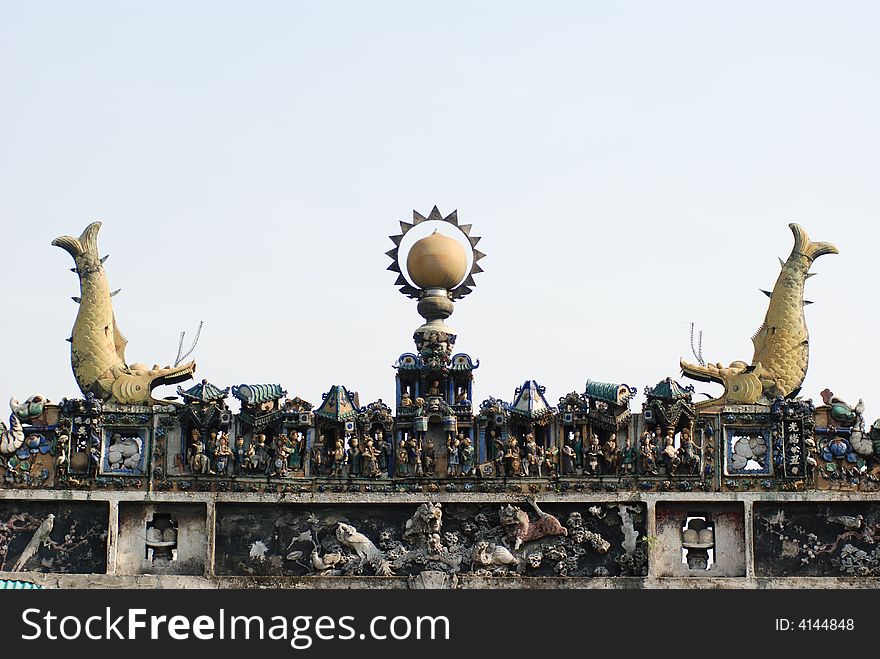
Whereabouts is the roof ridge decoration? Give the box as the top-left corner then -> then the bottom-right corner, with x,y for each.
508,380 -> 555,420
645,377 -> 694,402
315,384 -> 360,422
231,383 -> 287,406
387,206 -> 485,301
585,380 -> 637,407
177,378 -> 230,404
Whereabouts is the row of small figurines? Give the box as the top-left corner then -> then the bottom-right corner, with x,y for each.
186,428 -> 306,477
181,426 -> 701,479
489,427 -> 701,478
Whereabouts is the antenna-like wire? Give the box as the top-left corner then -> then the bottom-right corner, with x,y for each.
689,322 -> 705,366
174,321 -> 203,366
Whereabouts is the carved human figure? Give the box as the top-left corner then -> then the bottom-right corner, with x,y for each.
206,431 -> 218,465
601,433 -> 621,475
331,439 -> 345,478
621,437 -> 636,475
232,436 -> 247,475
251,434 -> 269,473
573,431 -> 583,469
401,389 -> 413,408
524,434 -> 539,477
375,435 -> 388,474
410,438 -> 424,477
348,437 -> 361,477
428,380 -> 441,397
447,434 -> 460,477
640,430 -> 658,475
287,431 -> 303,471
397,441 -> 410,477
678,427 -> 699,475
584,434 -> 601,476
268,436 -> 290,477
505,436 -> 521,477
488,429 -> 499,460
214,432 -> 232,476
561,439 -> 576,476
362,439 -> 379,478
311,434 -> 325,476
542,444 -> 558,477
188,429 -> 211,475
460,437 -> 475,476
423,441 -> 436,476
493,434 -> 505,477
662,435 -> 679,476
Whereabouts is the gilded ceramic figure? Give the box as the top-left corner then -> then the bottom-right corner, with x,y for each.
52,222 -> 195,404
680,224 -> 838,403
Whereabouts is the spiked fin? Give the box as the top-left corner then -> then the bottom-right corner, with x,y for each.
112,312 -> 128,363
803,300 -> 814,305
760,289 -> 772,298
751,321 -> 769,355
789,223 -> 838,261
100,254 -> 109,264
71,296 -> 81,304
110,289 -> 121,297
778,257 -> 786,268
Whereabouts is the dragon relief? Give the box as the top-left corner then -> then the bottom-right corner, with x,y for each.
52,222 -> 195,405
681,223 -> 838,405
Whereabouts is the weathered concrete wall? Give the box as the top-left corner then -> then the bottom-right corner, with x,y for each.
0,489 -> 877,588
117,502 -> 207,576
655,502 -> 745,577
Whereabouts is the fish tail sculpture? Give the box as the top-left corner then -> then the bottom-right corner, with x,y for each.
52,222 -> 195,405
681,223 -> 838,404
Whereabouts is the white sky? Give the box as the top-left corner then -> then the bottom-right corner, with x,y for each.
1,2 -> 877,418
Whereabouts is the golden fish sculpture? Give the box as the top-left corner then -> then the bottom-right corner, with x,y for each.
681,223 -> 837,404
53,222 -> 195,404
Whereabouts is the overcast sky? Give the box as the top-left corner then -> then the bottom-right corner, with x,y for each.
1,1 -> 877,418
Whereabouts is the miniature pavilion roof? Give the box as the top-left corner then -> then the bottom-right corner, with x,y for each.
646,377 -> 694,401
177,379 -> 229,403
585,380 -> 635,406
315,385 -> 360,422
508,380 -> 554,419
231,383 -> 287,406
